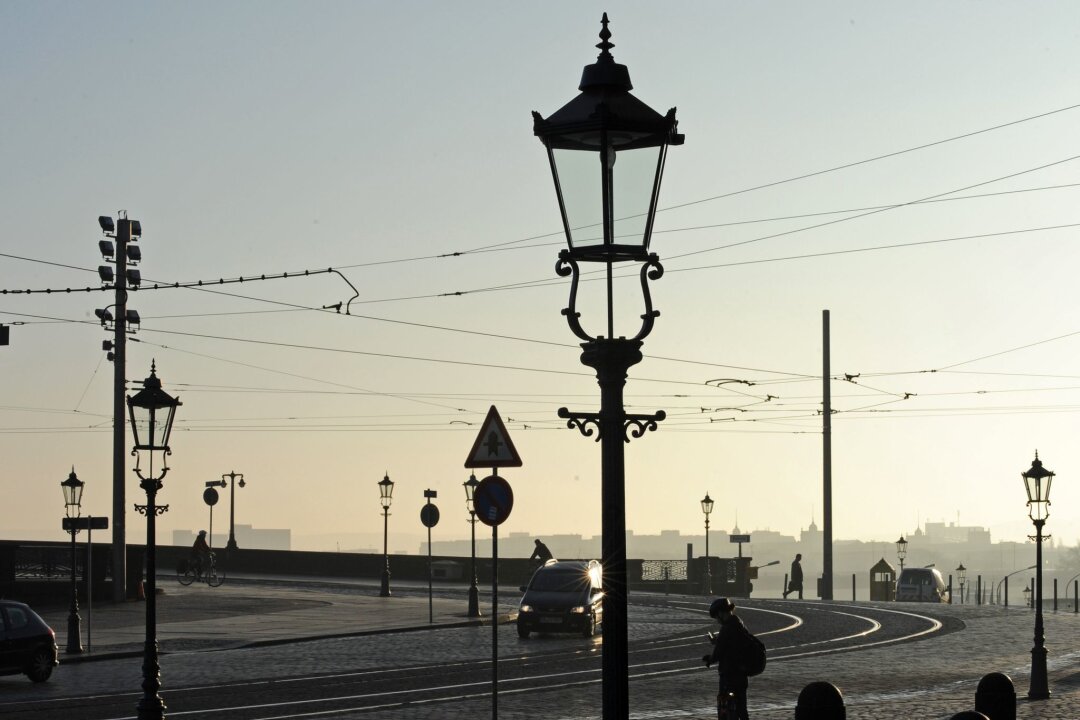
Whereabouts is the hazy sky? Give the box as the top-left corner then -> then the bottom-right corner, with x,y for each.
3,2 -> 1080,553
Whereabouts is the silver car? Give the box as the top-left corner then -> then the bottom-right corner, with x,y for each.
896,567 -> 949,602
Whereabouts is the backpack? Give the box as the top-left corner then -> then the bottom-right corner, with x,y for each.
743,631 -> 767,677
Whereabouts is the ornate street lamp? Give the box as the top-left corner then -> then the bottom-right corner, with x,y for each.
464,472 -> 481,617
127,361 -> 181,720
534,14 -> 683,719
378,473 -> 394,597
1022,452 -> 1054,700
222,471 -> 247,551
61,468 -> 85,654
895,535 -> 908,572
701,493 -> 714,595
956,563 -> 967,605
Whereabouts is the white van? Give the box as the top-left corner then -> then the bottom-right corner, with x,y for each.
896,567 -> 949,602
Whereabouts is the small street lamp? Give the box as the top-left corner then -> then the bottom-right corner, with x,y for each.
956,563 -> 967,605
1024,584 -> 1033,608
222,471 -> 247,551
127,361 -> 181,720
61,468 -> 85,654
533,15 -> 683,719
895,535 -> 908,572
378,473 -> 394,597
701,493 -> 714,595
464,472 -> 481,617
1022,452 -> 1054,700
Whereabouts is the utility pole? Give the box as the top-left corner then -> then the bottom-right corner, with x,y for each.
98,214 -> 141,603
111,218 -> 130,603
822,309 -> 834,600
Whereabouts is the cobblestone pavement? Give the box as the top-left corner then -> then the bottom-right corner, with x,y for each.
14,578 -> 1080,718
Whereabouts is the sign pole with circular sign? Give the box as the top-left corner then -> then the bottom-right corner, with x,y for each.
464,406 -> 521,720
203,480 -> 225,549
421,489 -> 439,624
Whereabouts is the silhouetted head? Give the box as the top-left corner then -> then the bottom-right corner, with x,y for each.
535,539 -> 543,545
796,553 -> 802,561
198,530 -> 207,537
709,597 -> 735,618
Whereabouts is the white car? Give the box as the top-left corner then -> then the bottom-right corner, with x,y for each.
896,567 -> 949,602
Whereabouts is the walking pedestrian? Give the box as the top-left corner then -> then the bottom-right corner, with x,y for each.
703,597 -> 751,720
783,553 -> 804,599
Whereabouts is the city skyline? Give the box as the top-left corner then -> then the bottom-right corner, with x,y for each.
4,3 -> 1080,550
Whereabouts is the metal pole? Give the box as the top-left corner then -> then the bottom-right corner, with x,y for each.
468,512 -> 480,617
1075,579 -> 1078,613
1005,577 -> 1009,607
492,522 -> 498,720
87,520 -> 92,653
226,472 -> 241,551
380,507 -> 391,597
1054,578 -> 1058,612
822,309 -> 833,600
427,513 -> 433,624
111,218 -> 129,602
852,573 -> 856,601
208,502 -> 214,550
66,525 -> 82,653
137,478 -> 165,720
704,514 -> 711,595
1029,520 -> 1049,699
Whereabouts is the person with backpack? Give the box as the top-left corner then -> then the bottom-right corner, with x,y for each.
783,553 -> 804,599
702,597 -> 763,720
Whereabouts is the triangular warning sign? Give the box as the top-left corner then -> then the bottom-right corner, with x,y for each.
464,405 -> 523,469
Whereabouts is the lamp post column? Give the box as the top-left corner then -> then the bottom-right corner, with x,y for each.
224,471 -> 244,552
380,506 -> 391,597
1030,518 -> 1049,699
468,511 -> 480,617
136,478 -> 165,720
67,524 -> 82,654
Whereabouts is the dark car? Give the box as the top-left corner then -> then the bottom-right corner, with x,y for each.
0,600 -> 58,682
895,567 -> 949,603
517,559 -> 603,638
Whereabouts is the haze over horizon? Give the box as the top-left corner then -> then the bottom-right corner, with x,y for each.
4,2 -> 1080,551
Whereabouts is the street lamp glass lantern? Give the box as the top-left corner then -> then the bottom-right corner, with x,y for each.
1022,454 -> 1054,522
378,473 -> 394,510
126,362 -> 181,453
896,535 -> 908,561
532,13 -> 683,264
956,563 -> 967,585
700,493 -> 713,517
464,472 -> 479,513
61,469 -> 84,518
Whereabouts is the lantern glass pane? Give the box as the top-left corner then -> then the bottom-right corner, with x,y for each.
552,148 -> 603,250
612,145 -> 662,246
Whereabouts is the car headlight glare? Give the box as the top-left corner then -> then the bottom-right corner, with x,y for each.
570,605 -> 587,614
519,605 -> 533,613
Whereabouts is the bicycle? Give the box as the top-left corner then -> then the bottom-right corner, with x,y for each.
177,552 -> 225,587
716,691 -> 738,720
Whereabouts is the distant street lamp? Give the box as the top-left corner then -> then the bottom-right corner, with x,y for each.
464,472 -> 481,617
533,15 -> 683,719
378,473 -> 394,597
61,468 -> 85,654
895,535 -> 908,572
701,493 -> 714,595
956,563 -> 967,605
127,361 -> 181,720
1023,584 -> 1033,608
222,471 -> 247,551
1022,452 -> 1054,700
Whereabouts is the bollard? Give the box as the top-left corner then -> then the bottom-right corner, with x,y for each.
1075,579 -> 1078,613
795,681 -> 845,720
975,672 -> 1016,720
1053,577 -> 1057,611
977,575 -> 982,606
1004,576 -> 1008,607
784,572 -> 789,599
949,713 -> 990,720
852,573 -> 855,601
948,574 -> 953,604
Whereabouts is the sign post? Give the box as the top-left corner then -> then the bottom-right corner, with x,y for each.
730,534 -> 751,558
420,490 -> 440,624
465,405 -> 521,720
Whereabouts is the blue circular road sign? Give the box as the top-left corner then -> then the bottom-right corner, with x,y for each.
474,474 -> 513,526
420,503 -> 440,528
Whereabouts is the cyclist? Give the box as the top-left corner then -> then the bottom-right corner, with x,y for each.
190,530 -> 211,579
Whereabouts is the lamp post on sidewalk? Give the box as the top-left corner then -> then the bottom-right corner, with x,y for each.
533,14 -> 683,719
1022,452 -> 1054,700
127,361 -> 181,720
464,472 -> 481,617
956,563 -> 967,605
378,473 -> 394,597
895,535 -> 907,572
222,471 -> 246,551
701,493 -> 714,595
61,468 -> 85,654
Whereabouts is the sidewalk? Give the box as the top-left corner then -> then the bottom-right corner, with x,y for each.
42,574 -> 512,662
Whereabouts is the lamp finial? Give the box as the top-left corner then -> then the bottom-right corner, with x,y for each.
596,13 -> 614,59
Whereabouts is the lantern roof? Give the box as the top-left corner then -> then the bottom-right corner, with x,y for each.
532,13 -> 683,151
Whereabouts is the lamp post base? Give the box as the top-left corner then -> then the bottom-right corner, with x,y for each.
66,610 -> 83,654
1029,645 -> 1050,699
467,583 -> 481,617
380,569 -> 391,597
